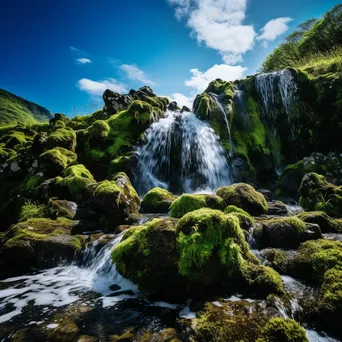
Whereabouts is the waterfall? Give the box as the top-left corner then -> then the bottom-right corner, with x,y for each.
255,69 -> 297,123
134,110 -> 232,195
209,93 -> 232,144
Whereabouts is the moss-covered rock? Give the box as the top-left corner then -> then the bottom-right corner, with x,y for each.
217,183 -> 268,216
256,318 -> 308,342
297,211 -> 342,233
112,218 -> 183,294
63,164 -> 94,180
39,147 -> 77,175
140,187 -> 176,213
224,205 -> 255,230
299,173 -> 342,217
46,127 -> 76,152
0,218 -> 85,274
257,217 -> 322,249
91,172 -> 140,229
49,199 -> 78,219
169,194 -> 224,218
261,248 -> 288,274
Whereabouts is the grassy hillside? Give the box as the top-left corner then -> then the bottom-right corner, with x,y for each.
0,88 -> 52,126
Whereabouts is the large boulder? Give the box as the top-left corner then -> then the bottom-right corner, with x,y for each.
140,187 -> 177,213
297,211 -> 342,233
90,172 -> 140,230
112,218 -> 184,295
257,217 -> 322,249
102,89 -> 133,116
299,173 -> 342,217
45,127 -> 76,152
169,194 -> 224,218
0,218 -> 85,275
216,183 -> 268,216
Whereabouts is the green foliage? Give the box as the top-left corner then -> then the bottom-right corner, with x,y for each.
261,5 -> 342,72
19,201 -> 48,222
256,318 -> 308,342
169,194 -> 224,218
0,88 -> 51,126
141,187 -> 176,213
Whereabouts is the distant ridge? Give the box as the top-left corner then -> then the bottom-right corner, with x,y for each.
0,88 -> 52,126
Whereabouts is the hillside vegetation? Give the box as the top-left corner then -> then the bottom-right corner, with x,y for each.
261,4 -> 342,72
0,88 -> 52,126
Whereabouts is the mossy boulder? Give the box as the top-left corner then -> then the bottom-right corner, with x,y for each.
224,205 -> 255,230
0,218 -> 85,274
18,201 -> 48,222
49,199 -> 78,219
297,211 -> 342,233
45,127 -> 76,152
256,318 -> 308,342
169,194 -> 224,218
299,173 -> 342,217
91,172 -> 140,229
39,147 -> 77,175
260,248 -> 288,274
216,183 -> 268,216
257,217 -> 322,249
63,164 -> 94,180
140,187 -> 177,213
112,218 -> 183,295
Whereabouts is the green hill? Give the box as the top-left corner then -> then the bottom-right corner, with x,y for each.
0,88 -> 52,126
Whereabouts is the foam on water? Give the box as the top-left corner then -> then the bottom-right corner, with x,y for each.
0,234 -> 138,323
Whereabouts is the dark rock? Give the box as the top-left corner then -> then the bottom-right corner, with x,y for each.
102,89 -> 133,116
267,200 -> 288,216
168,101 -> 178,111
180,105 -> 190,113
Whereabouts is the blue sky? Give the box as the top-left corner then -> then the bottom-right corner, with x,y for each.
0,0 -> 339,116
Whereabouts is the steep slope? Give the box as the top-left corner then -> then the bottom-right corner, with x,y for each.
0,88 -> 52,126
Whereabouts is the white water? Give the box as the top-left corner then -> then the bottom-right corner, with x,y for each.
134,110 -> 232,194
0,234 -> 138,323
255,69 -> 297,122
209,93 -> 232,146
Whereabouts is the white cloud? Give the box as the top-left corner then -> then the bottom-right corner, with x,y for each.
77,58 -> 91,64
257,17 -> 293,47
184,64 -> 247,93
120,64 -> 156,86
169,92 -> 194,109
78,78 -> 128,96
168,0 -> 255,64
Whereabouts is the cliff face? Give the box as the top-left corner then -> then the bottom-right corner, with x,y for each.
0,88 -> 52,126
193,61 -> 342,188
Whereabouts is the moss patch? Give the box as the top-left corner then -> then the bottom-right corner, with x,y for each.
141,187 -> 176,213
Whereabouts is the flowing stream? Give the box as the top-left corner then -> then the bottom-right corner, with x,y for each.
134,110 -> 232,195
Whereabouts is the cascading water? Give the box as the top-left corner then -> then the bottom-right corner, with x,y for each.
134,110 -> 232,195
0,234 -> 138,324
255,69 -> 297,123
209,93 -> 232,145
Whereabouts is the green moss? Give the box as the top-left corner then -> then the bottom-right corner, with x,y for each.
262,249 -> 288,273
141,187 -> 176,213
242,264 -> 284,295
169,194 -> 224,218
24,175 -> 43,191
291,239 -> 342,283
297,211 -> 342,233
19,201 -> 48,222
319,267 -> 342,313
112,218 -> 181,293
56,175 -> 95,200
63,164 -> 94,180
46,127 -> 76,151
0,146 -> 17,162
39,147 -> 77,173
224,205 -> 255,230
88,120 -> 110,139
176,208 -> 248,281
217,183 -> 268,216
256,318 -> 308,342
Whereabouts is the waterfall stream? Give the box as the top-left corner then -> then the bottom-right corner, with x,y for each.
255,69 -> 297,124
134,110 -> 232,195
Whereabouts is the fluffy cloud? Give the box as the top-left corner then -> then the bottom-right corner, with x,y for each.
257,17 -> 293,47
78,78 -> 128,96
120,64 -> 156,86
169,92 -> 194,109
77,58 -> 91,64
168,0 -> 255,64
184,64 -> 247,93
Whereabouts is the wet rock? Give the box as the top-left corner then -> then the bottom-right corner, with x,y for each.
297,211 -> 342,233
181,105 -> 190,113
267,200 -> 288,216
168,101 -> 178,111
